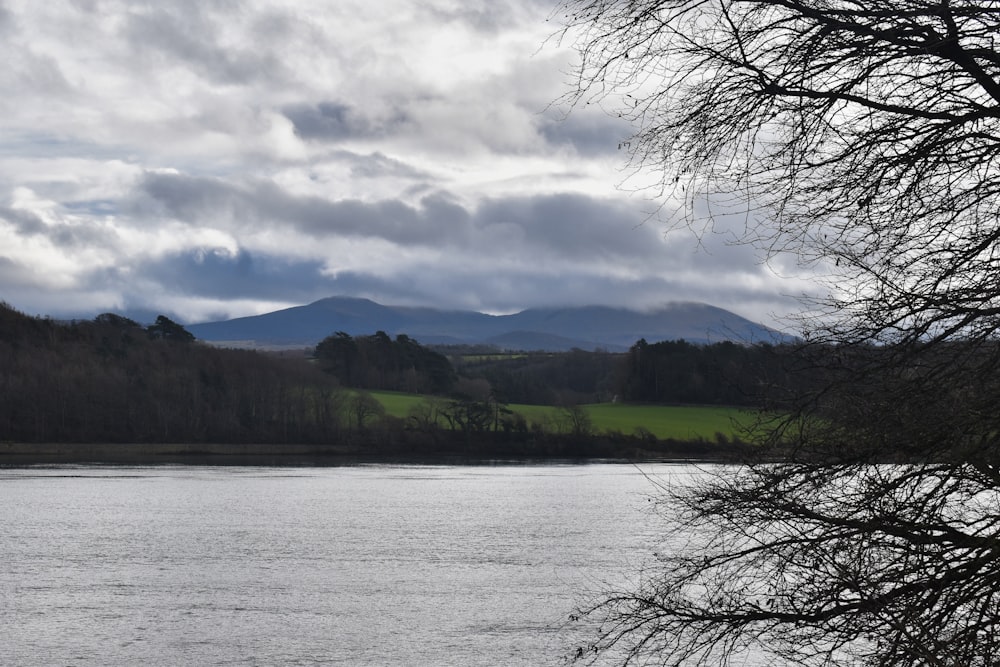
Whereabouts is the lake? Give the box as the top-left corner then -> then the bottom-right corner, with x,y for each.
1,462 -> 691,666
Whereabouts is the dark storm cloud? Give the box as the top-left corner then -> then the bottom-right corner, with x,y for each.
122,267 -> 443,325
142,248 -> 331,302
128,169 -> 774,313
133,171 -> 674,264
287,196 -> 467,245
134,171 -> 471,245
283,103 -> 411,142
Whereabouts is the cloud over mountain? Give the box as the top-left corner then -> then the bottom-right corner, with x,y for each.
0,0 -> 814,333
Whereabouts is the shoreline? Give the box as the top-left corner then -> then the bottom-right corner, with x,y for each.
0,441 -> 736,466
0,441 -> 361,465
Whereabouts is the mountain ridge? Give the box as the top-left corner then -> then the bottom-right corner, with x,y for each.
186,296 -> 793,351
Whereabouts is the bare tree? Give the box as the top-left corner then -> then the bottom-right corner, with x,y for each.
349,390 -> 385,431
560,0 -> 1000,346
558,402 -> 594,438
558,2 -> 1000,665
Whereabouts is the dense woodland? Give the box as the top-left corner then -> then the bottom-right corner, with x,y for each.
0,305 -> 343,444
450,338 -> 806,407
315,331 -> 455,394
0,302 -> 807,451
312,333 -> 806,408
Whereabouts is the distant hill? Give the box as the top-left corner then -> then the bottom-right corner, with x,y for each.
186,296 -> 793,351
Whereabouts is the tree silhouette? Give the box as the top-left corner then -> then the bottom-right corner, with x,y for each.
146,315 -> 195,343
560,2 -> 1000,665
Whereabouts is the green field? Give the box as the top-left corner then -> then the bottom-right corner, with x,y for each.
366,390 -> 750,440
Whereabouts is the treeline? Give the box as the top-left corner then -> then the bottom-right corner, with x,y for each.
444,339 -> 805,407
0,304 -> 344,444
448,348 -> 620,405
0,302 -> 805,455
615,338 -> 806,406
315,336 -> 799,408
314,331 -> 455,394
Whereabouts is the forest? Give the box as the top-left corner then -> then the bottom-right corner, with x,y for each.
0,302 -> 807,454
449,338 -> 806,407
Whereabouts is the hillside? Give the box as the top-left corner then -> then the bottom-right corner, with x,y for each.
187,296 -> 792,350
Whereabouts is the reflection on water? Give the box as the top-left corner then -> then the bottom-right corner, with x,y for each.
2,463 -> 690,666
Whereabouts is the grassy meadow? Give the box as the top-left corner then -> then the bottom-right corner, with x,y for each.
367,390 -> 751,441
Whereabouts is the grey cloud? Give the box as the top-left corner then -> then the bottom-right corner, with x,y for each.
283,102 -> 411,142
284,102 -> 362,140
538,111 -> 633,156
124,5 -> 284,85
0,206 -> 46,235
132,171 -> 770,280
50,222 -> 114,249
0,0 -> 806,331
469,193 -> 773,296
249,188 -> 469,245
426,5 -> 521,33
125,268 -> 437,325
62,199 -> 118,216
0,134 -> 127,161
134,171 -> 712,267
289,197 -> 424,241
133,172 -> 470,245
0,205 -> 116,248
134,172 -> 248,222
142,248 -> 331,302
0,258 -> 131,321
475,193 -> 661,260
294,257 -> 795,325
0,255 -> 35,289
421,193 -> 471,230
10,48 -> 71,96
0,3 -> 13,36
331,150 -> 431,180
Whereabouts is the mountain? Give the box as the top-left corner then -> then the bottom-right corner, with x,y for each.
186,296 -> 792,351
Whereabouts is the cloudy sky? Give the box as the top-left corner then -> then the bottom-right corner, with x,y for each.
0,0 -> 814,329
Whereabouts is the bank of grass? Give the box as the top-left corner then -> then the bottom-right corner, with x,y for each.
584,403 -> 750,441
366,390 -> 427,416
367,390 -> 749,441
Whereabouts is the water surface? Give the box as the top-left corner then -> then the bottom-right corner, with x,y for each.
2,463 -> 688,665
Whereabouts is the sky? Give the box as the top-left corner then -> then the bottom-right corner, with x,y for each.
0,0 -> 815,330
